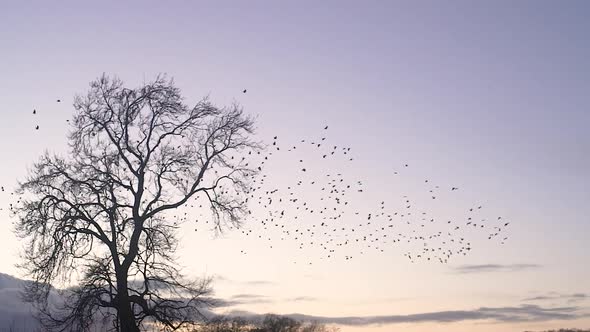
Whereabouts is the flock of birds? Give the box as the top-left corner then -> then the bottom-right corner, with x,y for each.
182,115 -> 511,266
9,89 -> 511,267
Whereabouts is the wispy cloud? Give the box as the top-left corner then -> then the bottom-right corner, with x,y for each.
211,298 -> 272,308
243,280 -> 276,286
213,294 -> 274,307
215,294 -> 317,308
230,294 -> 269,300
572,294 -> 589,300
523,293 -> 589,303
213,275 -> 276,286
224,304 -> 588,326
452,264 -> 541,274
286,296 -> 318,302
213,275 -> 230,282
524,296 -> 553,301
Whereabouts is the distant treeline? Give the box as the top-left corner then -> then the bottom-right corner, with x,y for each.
191,314 -> 339,332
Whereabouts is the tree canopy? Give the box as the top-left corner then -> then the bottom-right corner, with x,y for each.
14,74 -> 260,332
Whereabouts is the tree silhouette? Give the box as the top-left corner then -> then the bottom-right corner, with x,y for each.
259,315 -> 300,332
14,74 -> 260,332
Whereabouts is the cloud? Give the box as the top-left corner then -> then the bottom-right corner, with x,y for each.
211,294 -> 274,308
210,298 -> 241,308
523,296 -> 554,301
231,294 -> 268,300
213,275 -> 230,282
572,293 -> 589,299
452,264 -> 541,274
523,293 -> 588,303
224,304 -> 588,326
212,294 -> 318,308
286,296 -> 318,302
243,280 -> 276,286
213,275 -> 275,287
216,294 -> 319,307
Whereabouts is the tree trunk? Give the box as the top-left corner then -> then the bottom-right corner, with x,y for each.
117,275 -> 140,332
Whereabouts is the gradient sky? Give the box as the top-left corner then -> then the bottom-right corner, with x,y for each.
1,1 -> 589,331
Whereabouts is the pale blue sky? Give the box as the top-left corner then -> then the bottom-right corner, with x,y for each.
0,1 -> 589,331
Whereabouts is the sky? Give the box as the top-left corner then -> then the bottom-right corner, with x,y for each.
0,1 -> 589,331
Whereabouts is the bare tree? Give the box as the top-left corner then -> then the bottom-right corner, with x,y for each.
14,74 -> 260,332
